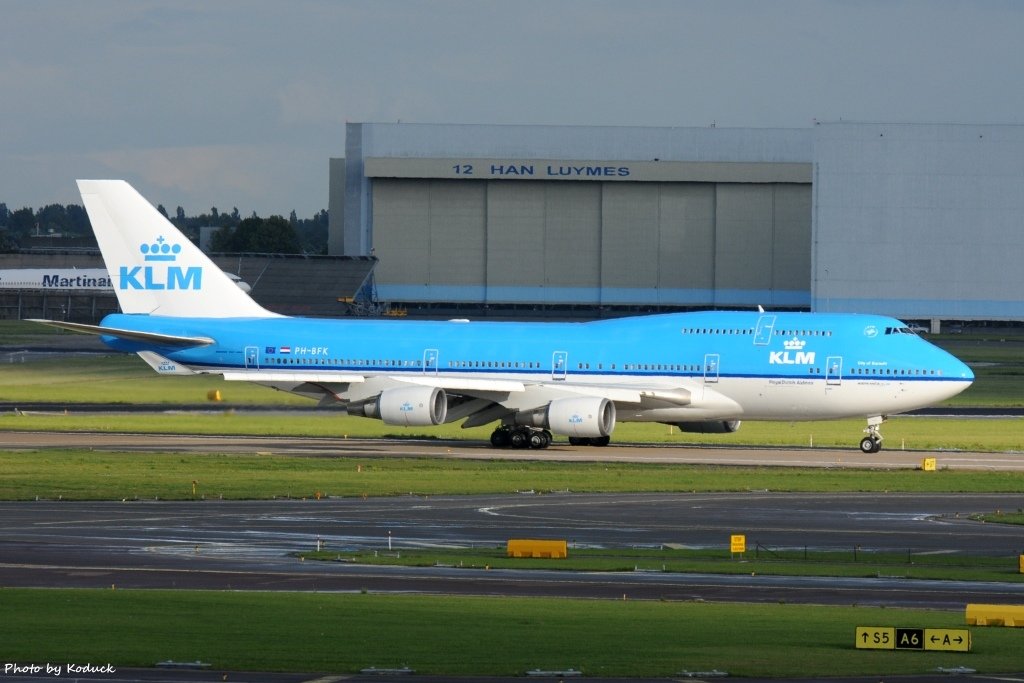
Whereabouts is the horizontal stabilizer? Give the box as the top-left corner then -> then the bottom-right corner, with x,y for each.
28,319 -> 214,347
136,351 -> 198,375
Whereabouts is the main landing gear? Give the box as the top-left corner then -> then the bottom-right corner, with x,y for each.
859,416 -> 886,453
490,425 -> 553,450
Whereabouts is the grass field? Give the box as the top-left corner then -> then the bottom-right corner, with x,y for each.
2,588 -> 1020,678
3,450 -> 1024,501
0,354 -> 311,405
300,546 -> 1024,583
3,409 -> 1022,452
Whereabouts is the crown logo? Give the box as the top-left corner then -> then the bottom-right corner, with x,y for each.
783,337 -> 806,350
140,236 -> 182,262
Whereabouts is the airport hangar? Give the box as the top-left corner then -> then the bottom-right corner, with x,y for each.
329,121 -> 1024,324
3,121 -> 1021,325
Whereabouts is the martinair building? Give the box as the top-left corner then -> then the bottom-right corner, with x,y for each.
330,121 -> 1024,323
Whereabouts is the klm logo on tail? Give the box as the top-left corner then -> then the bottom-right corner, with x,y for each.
120,237 -> 202,291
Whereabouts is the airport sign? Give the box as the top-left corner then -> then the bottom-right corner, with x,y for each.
730,534 -> 746,554
855,627 -> 970,652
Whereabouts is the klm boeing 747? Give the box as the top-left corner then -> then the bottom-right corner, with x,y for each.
32,180 -> 974,453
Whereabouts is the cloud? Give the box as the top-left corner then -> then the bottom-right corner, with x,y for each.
88,144 -> 326,215
4,142 -> 326,216
94,145 -> 271,197
277,79 -> 351,127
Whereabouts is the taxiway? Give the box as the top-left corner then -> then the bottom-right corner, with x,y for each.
2,492 -> 1022,609
4,430 -> 1024,470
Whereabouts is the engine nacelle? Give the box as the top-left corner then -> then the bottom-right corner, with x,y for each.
672,420 -> 741,434
365,386 -> 448,426
545,397 -> 616,438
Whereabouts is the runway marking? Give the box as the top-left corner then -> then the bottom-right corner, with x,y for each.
302,676 -> 350,683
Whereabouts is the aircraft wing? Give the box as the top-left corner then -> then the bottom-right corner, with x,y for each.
388,376 -> 691,407
223,371 -> 367,384
529,383 -> 693,406
391,375 -> 527,394
219,366 -> 708,433
223,369 -> 692,410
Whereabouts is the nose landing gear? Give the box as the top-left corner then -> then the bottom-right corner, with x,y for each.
860,416 -> 886,453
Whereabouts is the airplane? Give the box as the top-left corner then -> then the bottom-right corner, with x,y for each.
0,268 -> 112,291
0,267 -> 250,292
31,180 -> 974,453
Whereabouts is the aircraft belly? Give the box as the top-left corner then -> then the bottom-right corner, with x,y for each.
731,377 -> 972,421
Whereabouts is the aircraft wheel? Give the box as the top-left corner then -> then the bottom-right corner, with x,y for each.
490,428 -> 510,448
591,435 -> 611,447
528,431 -> 546,449
568,437 -> 585,446
859,436 -> 881,454
510,429 -> 528,449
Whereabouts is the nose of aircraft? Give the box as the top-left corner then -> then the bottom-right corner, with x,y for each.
941,344 -> 974,382
955,357 -> 975,382
937,345 -> 974,402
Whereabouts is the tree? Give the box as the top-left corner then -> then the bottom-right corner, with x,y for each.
0,197 -> 324,254
35,204 -> 72,235
295,208 -> 328,254
66,204 -> 90,235
157,204 -> 169,219
209,215 -> 301,253
8,207 -> 36,238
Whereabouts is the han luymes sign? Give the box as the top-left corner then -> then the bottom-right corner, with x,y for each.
365,158 -> 811,184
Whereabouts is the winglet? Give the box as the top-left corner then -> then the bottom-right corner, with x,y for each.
77,179 -> 279,319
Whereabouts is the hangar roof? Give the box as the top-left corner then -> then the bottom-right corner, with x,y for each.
349,122 -> 813,163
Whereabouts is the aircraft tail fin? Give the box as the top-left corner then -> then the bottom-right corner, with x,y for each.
77,179 -> 279,318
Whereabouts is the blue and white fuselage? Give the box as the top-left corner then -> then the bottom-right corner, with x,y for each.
34,181 -> 974,453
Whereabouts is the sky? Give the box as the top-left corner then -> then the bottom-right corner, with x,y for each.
3,0 -> 1023,217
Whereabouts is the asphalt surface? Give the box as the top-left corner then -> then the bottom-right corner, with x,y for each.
2,492 -> 1023,609
4,430 -> 1024,471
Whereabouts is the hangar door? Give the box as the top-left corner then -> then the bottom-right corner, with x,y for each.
371,178 -> 809,307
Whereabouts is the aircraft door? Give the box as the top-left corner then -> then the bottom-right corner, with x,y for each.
423,348 -> 439,375
244,346 -> 259,369
754,315 -> 776,346
826,356 -> 843,386
703,353 -> 720,383
552,351 -> 568,381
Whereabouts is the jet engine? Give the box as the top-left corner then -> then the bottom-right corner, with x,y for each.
545,397 -> 616,438
363,386 -> 448,426
672,420 -> 741,434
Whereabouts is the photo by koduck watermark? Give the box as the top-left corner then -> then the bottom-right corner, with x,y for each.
4,663 -> 116,677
